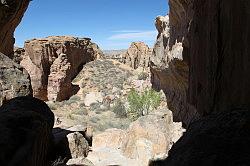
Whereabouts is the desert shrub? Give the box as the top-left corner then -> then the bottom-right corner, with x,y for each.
138,72 -> 149,80
70,95 -> 81,101
112,99 -> 127,118
127,88 -> 161,121
72,107 -> 88,116
66,113 -> 74,120
90,103 -> 102,111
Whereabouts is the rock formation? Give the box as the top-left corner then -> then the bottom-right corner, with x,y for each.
89,109 -> 184,166
19,36 -> 103,101
150,0 -> 250,165
150,13 -> 197,127
0,0 -> 30,58
150,109 -> 250,166
0,53 -> 32,105
0,96 -> 54,166
122,42 -> 152,69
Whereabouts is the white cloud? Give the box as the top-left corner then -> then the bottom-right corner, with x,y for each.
108,30 -> 157,40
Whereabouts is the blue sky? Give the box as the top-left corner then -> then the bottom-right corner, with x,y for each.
15,0 -> 168,50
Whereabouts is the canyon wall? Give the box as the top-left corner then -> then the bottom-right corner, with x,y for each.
150,0 -> 250,165
0,0 -> 30,58
150,0 -> 197,126
0,0 -> 32,105
187,0 -> 250,116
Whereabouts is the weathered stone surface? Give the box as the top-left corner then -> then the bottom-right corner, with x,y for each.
67,157 -> 94,166
0,53 -> 32,105
48,53 -> 78,102
92,128 -> 127,150
0,96 -> 54,166
123,112 -> 173,163
84,92 -> 104,107
89,109 -> 184,166
150,6 -> 197,127
0,0 -> 30,58
67,132 -> 89,158
122,42 -> 152,69
13,47 -> 25,64
20,36 -> 103,101
150,0 -> 250,165
187,0 -> 250,116
150,110 -> 250,166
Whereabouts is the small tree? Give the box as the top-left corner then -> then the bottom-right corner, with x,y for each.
127,88 -> 161,121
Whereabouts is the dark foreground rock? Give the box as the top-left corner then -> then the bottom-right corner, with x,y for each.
0,0 -> 30,58
149,110 -> 250,166
0,96 -> 55,166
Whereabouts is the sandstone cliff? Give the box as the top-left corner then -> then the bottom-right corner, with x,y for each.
150,13 -> 197,126
122,42 -> 152,69
150,0 -> 250,165
19,36 -> 103,101
0,0 -> 30,58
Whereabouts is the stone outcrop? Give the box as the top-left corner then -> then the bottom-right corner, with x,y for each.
0,53 -> 32,105
122,42 -> 152,69
89,109 -> 184,166
150,0 -> 250,165
0,96 -> 54,166
187,0 -> 250,116
150,3 -> 197,126
20,36 -> 103,101
0,0 -> 30,58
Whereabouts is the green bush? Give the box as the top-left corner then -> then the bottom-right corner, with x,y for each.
112,99 -> 127,118
127,88 -> 161,121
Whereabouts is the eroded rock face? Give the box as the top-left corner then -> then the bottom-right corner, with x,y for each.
187,0 -> 250,116
20,36 -> 103,101
0,0 -> 30,58
122,42 -> 152,69
150,14 -> 198,126
150,0 -> 250,165
0,53 -> 32,105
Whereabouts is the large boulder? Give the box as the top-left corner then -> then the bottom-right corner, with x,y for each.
122,110 -> 181,165
0,53 -> 32,105
67,132 -> 89,159
122,42 -> 152,69
0,96 -> 55,166
89,109 -> 184,166
19,36 -> 103,101
0,0 -> 30,58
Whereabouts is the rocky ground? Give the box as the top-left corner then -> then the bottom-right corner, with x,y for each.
45,58 -> 184,165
